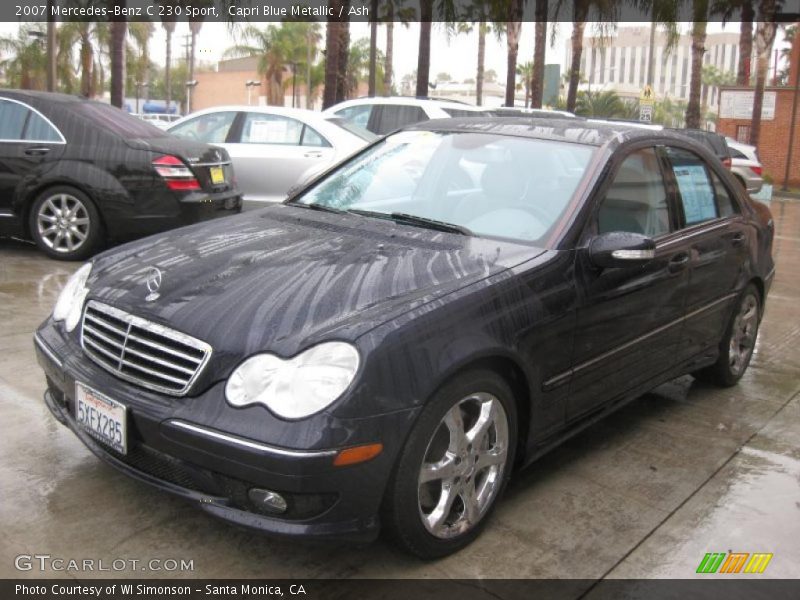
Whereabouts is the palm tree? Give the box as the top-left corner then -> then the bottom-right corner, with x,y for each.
715,0 -> 755,86
750,0 -> 781,147
0,25 -> 47,89
565,0 -> 590,112
109,1 -> 127,108
530,0 -> 548,108
127,22 -> 154,95
381,2 -> 413,96
516,61 -> 534,107
574,89 -> 628,118
336,3 -> 351,103
323,1 -> 341,109
349,37 -> 385,97
685,0 -> 709,129
161,17 -> 176,110
504,0 -> 524,107
368,0 -> 378,96
226,26 -> 281,106
416,0 -> 434,96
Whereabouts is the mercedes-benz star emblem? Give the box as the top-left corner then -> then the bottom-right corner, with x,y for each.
145,267 -> 162,302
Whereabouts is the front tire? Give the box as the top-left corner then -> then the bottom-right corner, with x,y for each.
696,284 -> 761,387
29,186 -> 103,261
383,370 -> 517,559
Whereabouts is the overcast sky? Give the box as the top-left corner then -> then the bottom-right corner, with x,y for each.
0,20 -> 776,87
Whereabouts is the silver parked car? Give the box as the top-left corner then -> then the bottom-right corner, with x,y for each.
726,137 -> 764,194
167,106 -> 372,205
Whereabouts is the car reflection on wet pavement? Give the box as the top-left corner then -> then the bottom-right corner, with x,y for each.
1,200 -> 798,582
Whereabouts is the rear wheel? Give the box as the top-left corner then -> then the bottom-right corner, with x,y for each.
695,284 -> 761,387
29,186 -> 102,260
383,370 -> 517,559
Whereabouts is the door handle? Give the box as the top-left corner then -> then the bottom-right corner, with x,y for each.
303,151 -> 323,158
668,253 -> 690,273
24,146 -> 51,156
731,232 -> 746,247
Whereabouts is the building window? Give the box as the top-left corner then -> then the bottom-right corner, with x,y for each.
630,47 -> 636,84
599,48 -> 606,83
620,49 -> 626,86
736,125 -> 751,144
681,57 -> 688,94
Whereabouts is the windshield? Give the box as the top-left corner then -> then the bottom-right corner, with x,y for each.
292,130 -> 594,244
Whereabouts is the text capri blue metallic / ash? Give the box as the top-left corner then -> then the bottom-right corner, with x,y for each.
34,118 -> 775,558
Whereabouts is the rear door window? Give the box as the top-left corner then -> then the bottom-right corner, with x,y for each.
666,147 -> 736,226
170,111 -> 237,144
23,110 -> 62,142
0,99 -> 29,140
240,113 -> 303,145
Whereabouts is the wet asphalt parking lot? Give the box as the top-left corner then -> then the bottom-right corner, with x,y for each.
1,200 -> 798,585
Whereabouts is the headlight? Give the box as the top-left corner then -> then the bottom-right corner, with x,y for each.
225,342 -> 360,420
53,262 -> 92,333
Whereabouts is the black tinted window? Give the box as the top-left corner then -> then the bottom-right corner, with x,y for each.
598,148 -> 670,237
443,108 -> 482,118
69,102 -> 167,139
0,99 -> 28,140
24,110 -> 62,141
374,105 -> 428,135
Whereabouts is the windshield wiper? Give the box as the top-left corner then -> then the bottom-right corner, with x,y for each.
292,202 -> 347,214
389,212 -> 472,236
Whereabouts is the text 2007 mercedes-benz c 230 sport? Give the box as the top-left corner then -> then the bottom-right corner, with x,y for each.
34,119 -> 774,558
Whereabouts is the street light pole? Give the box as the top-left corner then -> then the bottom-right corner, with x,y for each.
245,80 -> 261,105
185,80 -> 198,115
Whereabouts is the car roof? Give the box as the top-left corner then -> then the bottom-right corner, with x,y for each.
171,105 -> 342,130
0,89 -> 83,104
408,117 -> 709,148
323,96 -> 487,112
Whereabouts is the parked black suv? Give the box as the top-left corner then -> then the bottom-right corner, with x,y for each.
0,90 -> 242,260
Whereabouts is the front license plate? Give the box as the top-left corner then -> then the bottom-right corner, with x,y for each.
75,382 -> 127,455
209,166 -> 225,184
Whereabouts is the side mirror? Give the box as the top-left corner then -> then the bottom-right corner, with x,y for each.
589,231 -> 656,269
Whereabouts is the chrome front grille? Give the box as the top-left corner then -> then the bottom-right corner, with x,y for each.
80,301 -> 212,396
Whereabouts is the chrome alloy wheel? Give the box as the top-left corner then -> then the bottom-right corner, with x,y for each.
729,292 -> 759,376
36,193 -> 91,254
417,392 -> 509,539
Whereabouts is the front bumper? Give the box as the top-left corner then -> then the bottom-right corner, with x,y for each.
34,324 -> 418,542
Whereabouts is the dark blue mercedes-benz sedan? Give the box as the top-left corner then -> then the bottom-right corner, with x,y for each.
34,118 -> 775,558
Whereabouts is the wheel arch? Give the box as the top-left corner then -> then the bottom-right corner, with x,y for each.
432,353 -> 532,469
21,181 -> 105,239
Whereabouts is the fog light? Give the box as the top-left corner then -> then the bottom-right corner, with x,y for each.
248,488 -> 288,514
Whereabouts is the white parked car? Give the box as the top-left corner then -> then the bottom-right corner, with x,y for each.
167,106 -> 372,205
726,137 -> 764,194
322,97 -> 489,136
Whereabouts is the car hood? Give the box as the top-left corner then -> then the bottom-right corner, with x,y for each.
87,205 -> 545,361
